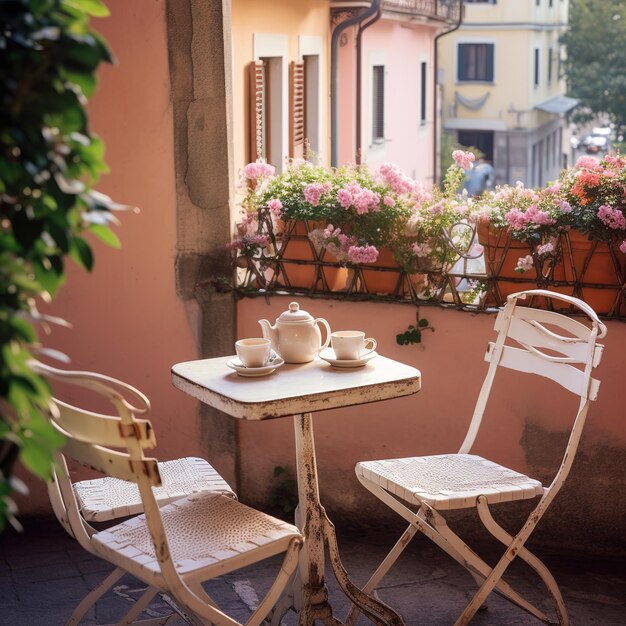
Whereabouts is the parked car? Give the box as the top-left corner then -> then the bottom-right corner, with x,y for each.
584,134 -> 609,154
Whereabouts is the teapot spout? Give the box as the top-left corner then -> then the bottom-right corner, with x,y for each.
258,319 -> 278,350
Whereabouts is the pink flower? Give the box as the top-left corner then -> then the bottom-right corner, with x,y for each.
575,155 -> 601,170
376,163 -> 415,194
597,204 -> 626,230
515,255 -> 534,273
242,160 -> 275,182
303,182 -> 328,207
267,198 -> 283,216
452,150 -> 475,170
347,245 -> 379,264
337,188 -> 353,209
383,195 -> 396,207
536,240 -> 555,256
620,240 -> 626,254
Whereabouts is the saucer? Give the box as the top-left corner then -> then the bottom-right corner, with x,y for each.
319,348 -> 378,368
226,356 -> 284,377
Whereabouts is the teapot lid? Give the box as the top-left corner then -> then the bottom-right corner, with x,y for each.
277,302 -> 314,323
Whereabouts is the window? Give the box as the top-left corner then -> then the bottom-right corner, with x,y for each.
457,43 -> 494,82
303,55 -> 319,155
372,65 -> 385,142
250,34 -> 288,170
420,62 -> 427,124
534,48 -> 540,87
299,36 -> 323,160
547,48 -> 553,84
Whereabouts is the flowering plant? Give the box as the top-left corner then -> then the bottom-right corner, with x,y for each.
233,152 -> 481,275
478,180 -> 572,244
392,151 -> 479,274
238,158 -> 413,265
560,154 -> 626,249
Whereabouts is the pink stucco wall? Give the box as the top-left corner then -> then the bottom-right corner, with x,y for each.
16,0 -> 201,515
236,296 -> 626,549
338,18 -> 436,181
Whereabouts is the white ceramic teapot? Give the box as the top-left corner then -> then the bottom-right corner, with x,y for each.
258,302 -> 331,363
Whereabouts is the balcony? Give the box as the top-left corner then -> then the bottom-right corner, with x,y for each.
382,0 -> 462,23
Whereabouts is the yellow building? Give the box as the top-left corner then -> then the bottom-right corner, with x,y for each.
438,0 -> 575,186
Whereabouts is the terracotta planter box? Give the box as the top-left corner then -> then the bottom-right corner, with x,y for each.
477,223 -> 626,315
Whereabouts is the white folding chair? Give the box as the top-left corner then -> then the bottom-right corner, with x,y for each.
37,363 -> 303,625
349,289 -> 607,626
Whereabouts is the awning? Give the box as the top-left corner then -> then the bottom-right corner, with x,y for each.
534,95 -> 579,114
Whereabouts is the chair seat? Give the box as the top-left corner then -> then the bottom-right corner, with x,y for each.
92,493 -> 302,584
357,453 -> 544,510
74,457 -> 236,522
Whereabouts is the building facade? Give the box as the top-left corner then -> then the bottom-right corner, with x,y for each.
438,0 -> 574,187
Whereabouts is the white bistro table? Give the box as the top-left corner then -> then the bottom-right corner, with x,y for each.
171,354 -> 421,626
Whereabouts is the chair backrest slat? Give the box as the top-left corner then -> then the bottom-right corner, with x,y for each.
59,434 -> 161,486
485,342 -> 601,400
507,316 -> 594,362
54,399 -> 156,448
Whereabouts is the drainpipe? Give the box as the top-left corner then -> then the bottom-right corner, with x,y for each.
433,0 -> 464,183
355,1 -> 382,164
331,1 -> 380,167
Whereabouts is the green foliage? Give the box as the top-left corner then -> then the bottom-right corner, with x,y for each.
267,465 -> 298,521
396,312 -> 433,346
0,0 -> 117,531
560,0 -> 626,133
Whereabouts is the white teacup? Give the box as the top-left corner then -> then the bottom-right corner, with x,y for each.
235,338 -> 272,368
330,331 -> 377,361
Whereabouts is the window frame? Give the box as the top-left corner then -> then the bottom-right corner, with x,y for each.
372,64 -> 385,144
457,42 -> 495,83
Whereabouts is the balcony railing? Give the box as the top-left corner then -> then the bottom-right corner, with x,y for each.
382,0 -> 462,23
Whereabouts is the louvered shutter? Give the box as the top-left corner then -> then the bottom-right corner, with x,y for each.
290,61 -> 305,159
249,61 -> 265,162
458,44 -> 467,81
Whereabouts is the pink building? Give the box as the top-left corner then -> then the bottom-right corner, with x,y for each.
335,0 -> 459,183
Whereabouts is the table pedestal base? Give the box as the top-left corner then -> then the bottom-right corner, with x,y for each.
291,413 -> 405,626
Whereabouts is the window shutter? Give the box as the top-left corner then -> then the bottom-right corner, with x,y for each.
458,44 -> 467,81
290,61 -> 305,159
249,61 -> 265,162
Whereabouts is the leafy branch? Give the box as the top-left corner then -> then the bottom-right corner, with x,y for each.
0,0 -> 120,532
396,311 -> 434,346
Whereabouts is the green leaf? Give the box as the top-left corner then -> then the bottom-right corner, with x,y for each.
9,317 -> 37,344
62,0 -> 111,17
89,224 -> 121,248
70,236 -> 94,270
418,318 -> 430,328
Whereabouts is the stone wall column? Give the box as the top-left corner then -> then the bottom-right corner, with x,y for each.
166,0 -> 238,486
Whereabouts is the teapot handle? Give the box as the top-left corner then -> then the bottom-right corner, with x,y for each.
314,318 -> 331,350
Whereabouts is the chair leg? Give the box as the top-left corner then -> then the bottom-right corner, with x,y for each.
67,567 -> 126,624
453,508 -> 550,626
427,506 -> 551,624
117,586 -> 160,625
345,523 -> 419,626
357,478 -> 551,624
477,497 -> 569,625
246,537 -> 303,626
